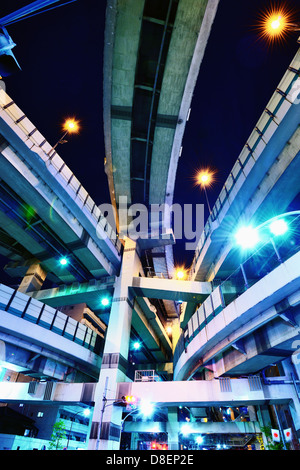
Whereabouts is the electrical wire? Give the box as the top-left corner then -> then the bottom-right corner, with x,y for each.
0,0 -> 77,27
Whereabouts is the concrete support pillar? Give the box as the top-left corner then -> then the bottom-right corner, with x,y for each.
88,238 -> 141,450
256,405 -> 271,449
171,318 -> 181,355
130,432 -> 139,450
18,261 -> 47,293
167,407 -> 179,450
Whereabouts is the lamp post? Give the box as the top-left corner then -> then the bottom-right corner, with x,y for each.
48,118 -> 80,157
235,211 -> 299,250
195,168 -> 215,216
234,211 -> 300,289
66,407 -> 91,450
119,400 -> 155,450
96,387 -> 155,450
175,267 -> 186,280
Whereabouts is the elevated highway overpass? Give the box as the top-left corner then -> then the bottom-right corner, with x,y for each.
0,89 -> 122,286
0,282 -> 101,381
188,44 -> 300,287
103,0 -> 220,318
0,1 -> 300,451
177,40 -> 300,328
0,375 -> 296,409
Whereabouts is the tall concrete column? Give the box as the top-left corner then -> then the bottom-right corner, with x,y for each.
167,407 -> 179,450
171,318 -> 181,355
256,405 -> 271,449
88,238 -> 142,450
18,261 -> 47,293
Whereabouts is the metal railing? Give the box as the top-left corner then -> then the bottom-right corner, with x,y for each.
134,370 -> 159,382
0,283 -> 99,353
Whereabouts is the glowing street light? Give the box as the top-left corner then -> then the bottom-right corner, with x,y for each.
139,400 -> 155,418
166,325 -> 172,335
48,117 -> 80,157
63,118 -> 80,134
235,212 -> 298,251
269,218 -> 288,236
101,297 -> 110,307
181,423 -> 191,436
176,268 -> 186,280
133,341 -> 141,351
195,168 -> 216,215
257,5 -> 299,45
235,226 -> 260,249
59,257 -> 69,266
196,435 -> 204,445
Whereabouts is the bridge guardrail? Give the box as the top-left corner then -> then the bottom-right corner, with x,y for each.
0,283 -> 100,353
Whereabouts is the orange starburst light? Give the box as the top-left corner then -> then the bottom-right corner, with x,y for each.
175,267 -> 187,280
63,118 -> 80,134
257,4 -> 295,45
195,168 -> 215,189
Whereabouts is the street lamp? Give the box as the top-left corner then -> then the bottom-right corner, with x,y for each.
100,296 -> 110,307
195,168 -> 216,216
234,211 -> 297,250
139,400 -> 155,418
234,211 -> 299,288
59,257 -> 69,266
257,4 -> 299,45
181,423 -> 192,437
48,118 -> 80,157
66,408 -> 91,450
175,267 -> 187,280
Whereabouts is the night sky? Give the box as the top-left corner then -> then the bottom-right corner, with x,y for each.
1,0 -> 299,270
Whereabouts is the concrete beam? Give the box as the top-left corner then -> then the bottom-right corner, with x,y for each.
0,310 -> 100,379
123,420 -> 259,435
116,377 -> 294,408
0,378 -> 294,408
131,276 -> 212,302
28,277 -> 115,316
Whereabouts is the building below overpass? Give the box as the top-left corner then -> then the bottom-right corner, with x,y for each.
0,230 -> 300,451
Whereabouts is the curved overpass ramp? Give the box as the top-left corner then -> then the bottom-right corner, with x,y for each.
0,90 -> 122,285
174,248 -> 300,381
103,0 -> 219,280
